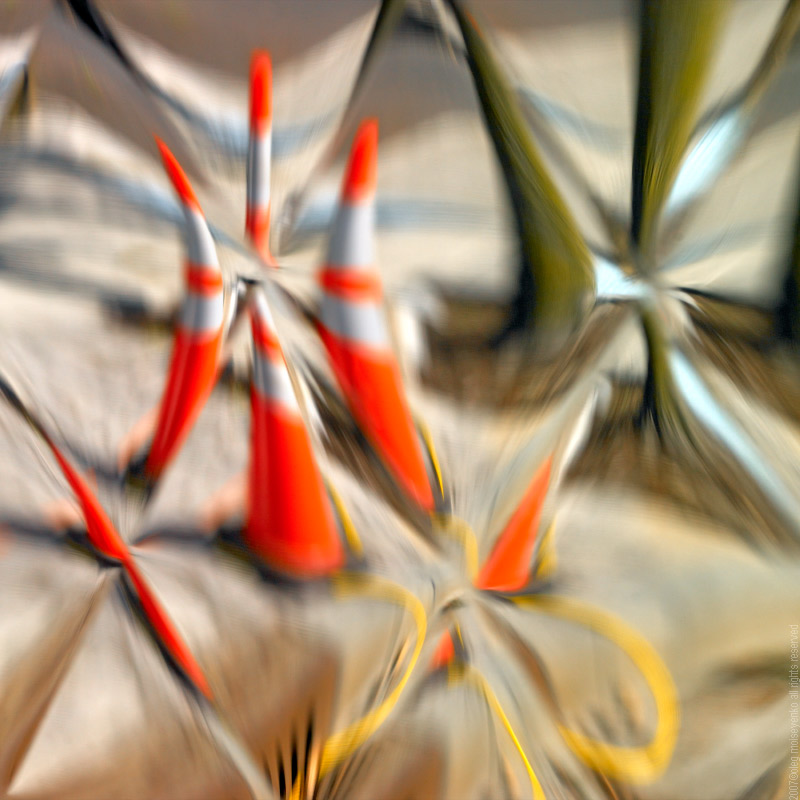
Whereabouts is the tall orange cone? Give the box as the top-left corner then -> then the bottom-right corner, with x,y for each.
476,457 -> 552,593
246,50 -> 276,266
317,119 -> 434,510
246,287 -> 344,577
144,139 -> 225,483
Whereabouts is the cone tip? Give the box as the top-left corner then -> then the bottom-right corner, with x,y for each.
155,137 -> 199,210
343,118 -> 378,202
249,50 -> 272,131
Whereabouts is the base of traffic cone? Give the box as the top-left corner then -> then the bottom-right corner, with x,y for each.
246,392 -> 344,578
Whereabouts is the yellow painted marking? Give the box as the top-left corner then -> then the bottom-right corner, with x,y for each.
417,418 -> 444,497
513,594 -> 680,784
534,518 -> 558,579
327,483 -> 363,558
319,573 -> 427,776
448,663 -> 546,800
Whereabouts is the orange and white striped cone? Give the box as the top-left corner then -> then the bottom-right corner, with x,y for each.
317,119 -> 434,510
475,456 -> 552,593
246,287 -> 344,577
246,50 -> 276,267
143,139 -> 225,484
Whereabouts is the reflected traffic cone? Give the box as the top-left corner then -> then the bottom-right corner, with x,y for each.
430,630 -> 455,670
123,559 -> 213,698
246,287 -> 344,577
47,443 -> 129,564
476,457 -> 552,593
143,139 -> 225,483
0,379 -> 214,700
474,382 -> 605,592
246,50 -> 276,266
0,374 -> 129,562
317,119 -> 434,510
431,622 -> 467,670
42,434 -> 212,695
51,441 -> 212,695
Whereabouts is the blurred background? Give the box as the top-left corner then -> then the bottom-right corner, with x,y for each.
0,1 -> 799,798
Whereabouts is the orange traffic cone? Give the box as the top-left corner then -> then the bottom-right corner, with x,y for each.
246,50 -> 276,266
143,139 -> 225,483
246,287 -> 344,577
317,119 -> 434,510
476,457 -> 552,593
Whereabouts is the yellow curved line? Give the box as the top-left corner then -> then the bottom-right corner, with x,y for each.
512,594 -> 680,784
431,513 -> 479,580
449,663 -> 546,800
319,573 -> 427,777
534,518 -> 557,579
327,483 -> 364,559
417,418 -> 444,497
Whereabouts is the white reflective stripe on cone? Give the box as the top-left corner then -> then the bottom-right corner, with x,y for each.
252,350 -> 300,412
181,292 -> 225,333
326,202 -> 375,270
247,130 -> 271,214
319,292 -> 390,348
252,289 -> 276,332
184,206 -> 219,268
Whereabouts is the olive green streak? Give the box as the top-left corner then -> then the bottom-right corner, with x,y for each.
632,0 -> 731,269
448,1 -> 594,348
